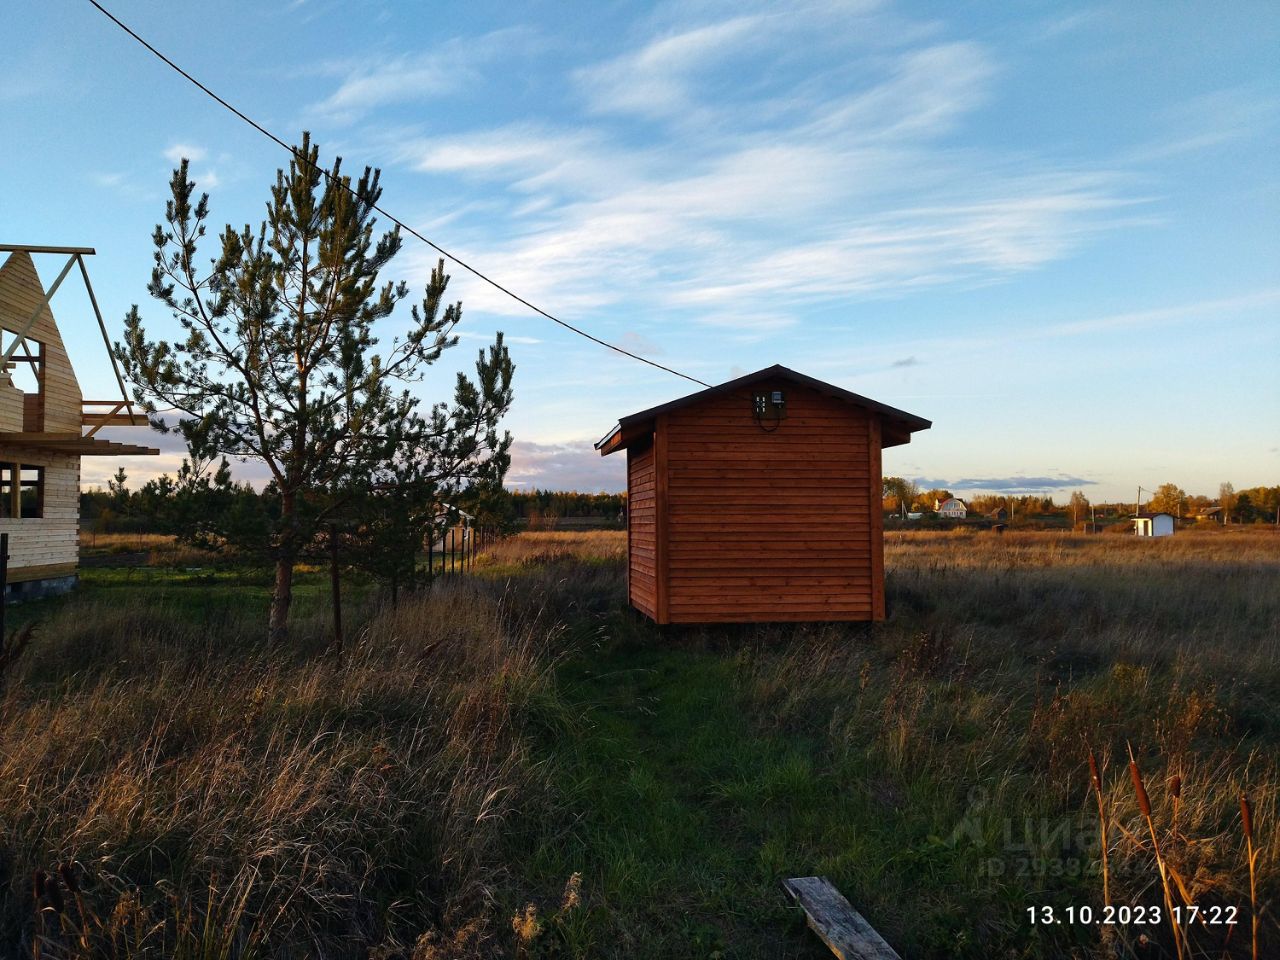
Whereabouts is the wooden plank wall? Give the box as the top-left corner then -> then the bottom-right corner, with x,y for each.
627,441 -> 658,619
662,380 -> 879,623
0,376 -> 24,431
0,445 -> 81,574
0,251 -> 85,432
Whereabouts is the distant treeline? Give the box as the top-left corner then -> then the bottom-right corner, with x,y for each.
81,473 -> 1279,537
80,468 -> 519,536
883,478 -> 1280,526
80,476 -> 628,535
510,489 -> 625,529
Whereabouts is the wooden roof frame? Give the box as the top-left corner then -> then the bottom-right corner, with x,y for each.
596,364 -> 932,456
0,244 -> 155,454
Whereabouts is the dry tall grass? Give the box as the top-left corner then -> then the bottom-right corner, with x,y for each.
78,532 -> 223,568
482,531 -> 626,567
78,532 -> 179,552
1,578 -> 565,958
7,526 -> 1275,957
735,528 -> 1279,956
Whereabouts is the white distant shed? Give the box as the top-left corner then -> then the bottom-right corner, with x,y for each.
1133,512 -> 1175,537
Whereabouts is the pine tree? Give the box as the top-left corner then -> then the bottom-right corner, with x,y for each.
116,134 -> 514,643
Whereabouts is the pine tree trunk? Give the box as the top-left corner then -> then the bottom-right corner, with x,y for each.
269,493 -> 298,645
269,551 -> 295,646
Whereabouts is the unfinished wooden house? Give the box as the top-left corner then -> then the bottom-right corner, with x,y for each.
0,245 -> 157,598
596,365 -> 930,624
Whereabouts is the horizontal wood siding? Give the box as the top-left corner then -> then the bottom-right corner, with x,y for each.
663,380 -> 876,623
627,441 -> 658,619
0,445 -> 80,574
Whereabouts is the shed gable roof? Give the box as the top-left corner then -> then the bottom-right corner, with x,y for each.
597,364 -> 930,455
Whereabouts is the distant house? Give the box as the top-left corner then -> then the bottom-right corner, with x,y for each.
1133,512 -> 1175,537
430,501 -> 475,550
988,506 -> 1008,521
1196,506 -> 1221,521
936,498 -> 967,519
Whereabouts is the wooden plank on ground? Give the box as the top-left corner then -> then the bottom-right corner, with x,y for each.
783,876 -> 901,960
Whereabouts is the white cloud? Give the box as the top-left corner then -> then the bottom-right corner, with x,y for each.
576,15 -> 766,118
373,4 -> 1143,378
456,330 -> 541,345
398,46 -> 1130,321
89,171 -> 158,202
617,330 -> 665,356
164,143 -> 208,164
408,130 -> 575,175
506,438 -> 626,492
91,172 -> 127,188
308,29 -> 533,124
809,287 -> 1280,373
1125,86 -> 1279,163
1041,288 -> 1280,339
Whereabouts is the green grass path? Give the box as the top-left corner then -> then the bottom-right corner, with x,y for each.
527,639 -> 841,959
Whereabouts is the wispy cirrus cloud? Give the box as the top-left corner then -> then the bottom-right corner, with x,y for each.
913,475 -> 1097,493
575,15 -> 767,119
507,438 -> 626,491
386,6 -> 1137,327
1125,85 -> 1280,163
308,29 -> 535,124
456,330 -> 541,346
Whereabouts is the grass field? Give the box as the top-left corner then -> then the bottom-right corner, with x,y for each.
2,528 -> 1276,957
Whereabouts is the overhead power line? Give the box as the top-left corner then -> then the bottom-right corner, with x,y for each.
85,0 -> 712,389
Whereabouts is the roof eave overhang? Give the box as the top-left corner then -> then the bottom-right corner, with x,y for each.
596,365 -> 933,455
596,419 -> 656,456
0,431 -> 160,456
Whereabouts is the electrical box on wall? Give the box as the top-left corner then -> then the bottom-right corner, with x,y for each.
753,390 -> 786,420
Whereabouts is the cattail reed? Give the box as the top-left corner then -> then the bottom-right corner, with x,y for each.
1089,750 -> 1111,908
1241,793 -> 1258,960
43,875 -> 65,915
1129,745 -> 1184,960
58,862 -> 80,894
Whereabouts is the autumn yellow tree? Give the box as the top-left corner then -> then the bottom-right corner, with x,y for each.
1147,483 -> 1186,516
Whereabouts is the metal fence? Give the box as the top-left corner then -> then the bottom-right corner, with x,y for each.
425,525 -> 501,578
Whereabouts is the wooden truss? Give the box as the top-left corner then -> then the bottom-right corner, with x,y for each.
0,244 -> 156,456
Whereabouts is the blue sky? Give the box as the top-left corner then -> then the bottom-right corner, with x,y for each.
3,0 -> 1277,499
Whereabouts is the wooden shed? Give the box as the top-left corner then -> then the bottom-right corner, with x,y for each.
596,365 -> 930,624
1133,511 -> 1175,538
0,245 -> 158,598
